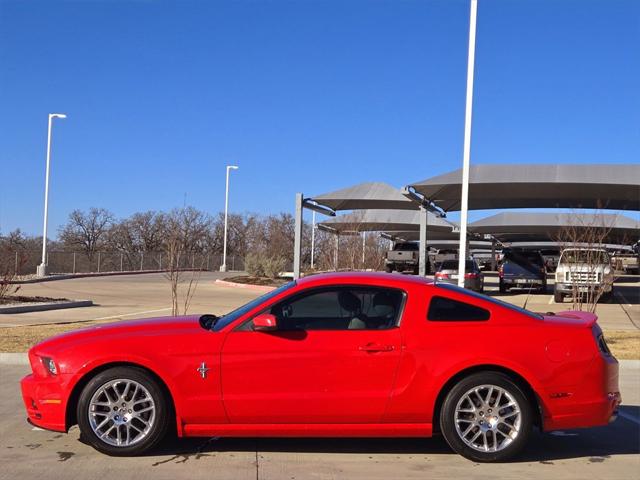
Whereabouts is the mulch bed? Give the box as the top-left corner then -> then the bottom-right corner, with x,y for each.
0,295 -> 70,306
225,275 -> 289,287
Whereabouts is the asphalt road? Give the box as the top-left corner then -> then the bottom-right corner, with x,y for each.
2,272 -> 638,331
1,362 -> 638,480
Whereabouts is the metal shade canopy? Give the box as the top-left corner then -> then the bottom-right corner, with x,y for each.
469,212 -> 639,245
311,182 -> 418,211
319,209 -> 456,233
409,164 -> 640,212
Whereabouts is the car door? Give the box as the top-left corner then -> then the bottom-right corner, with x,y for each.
220,286 -> 404,424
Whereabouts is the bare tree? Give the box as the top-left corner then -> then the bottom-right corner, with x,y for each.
0,241 -> 25,302
555,213 -> 616,312
163,208 -> 211,316
59,208 -> 115,260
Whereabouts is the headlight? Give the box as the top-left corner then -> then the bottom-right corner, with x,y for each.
41,357 -> 57,375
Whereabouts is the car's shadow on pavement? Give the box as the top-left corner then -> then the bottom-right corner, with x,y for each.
147,405 -> 639,464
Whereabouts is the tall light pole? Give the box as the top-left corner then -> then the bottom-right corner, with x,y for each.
220,165 -> 239,272
457,0 -> 478,287
37,113 -> 67,277
310,210 -> 316,269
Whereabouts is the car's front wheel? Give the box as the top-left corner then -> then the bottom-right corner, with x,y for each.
77,366 -> 170,456
440,372 -> 533,462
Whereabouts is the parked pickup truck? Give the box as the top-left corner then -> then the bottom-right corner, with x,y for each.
554,248 -> 614,303
611,253 -> 639,275
385,242 -> 420,274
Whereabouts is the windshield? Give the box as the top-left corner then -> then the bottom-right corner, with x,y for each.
434,283 -> 543,320
560,250 -> 610,264
504,250 -> 543,266
212,281 -> 296,331
440,260 -> 475,270
394,243 -> 419,251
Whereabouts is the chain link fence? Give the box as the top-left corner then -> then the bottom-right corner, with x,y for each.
5,250 -> 245,276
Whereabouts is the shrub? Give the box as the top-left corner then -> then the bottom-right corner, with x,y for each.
245,252 -> 265,277
262,256 -> 287,279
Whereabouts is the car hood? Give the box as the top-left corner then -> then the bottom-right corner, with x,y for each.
32,315 -> 204,353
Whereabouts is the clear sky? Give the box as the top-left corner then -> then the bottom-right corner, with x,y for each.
1,0 -> 638,236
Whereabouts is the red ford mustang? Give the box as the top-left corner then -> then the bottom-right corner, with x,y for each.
21,272 -> 620,462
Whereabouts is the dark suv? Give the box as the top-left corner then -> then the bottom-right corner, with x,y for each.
499,249 -> 547,293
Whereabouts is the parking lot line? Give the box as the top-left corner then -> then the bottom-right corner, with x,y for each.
87,308 -> 172,322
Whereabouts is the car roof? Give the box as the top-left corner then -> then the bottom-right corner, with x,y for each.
297,271 -> 433,289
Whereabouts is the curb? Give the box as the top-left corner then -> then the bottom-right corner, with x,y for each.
11,269 -> 193,284
0,353 -> 29,365
215,279 -> 276,293
0,300 -> 94,315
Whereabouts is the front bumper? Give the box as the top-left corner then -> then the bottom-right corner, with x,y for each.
21,373 -> 68,432
555,282 -> 612,294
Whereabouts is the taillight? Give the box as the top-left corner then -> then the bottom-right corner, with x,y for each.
498,265 -> 504,278
435,272 -> 449,279
464,273 -> 477,278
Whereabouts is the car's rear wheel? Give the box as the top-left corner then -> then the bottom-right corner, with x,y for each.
440,372 -> 533,462
77,366 -> 169,456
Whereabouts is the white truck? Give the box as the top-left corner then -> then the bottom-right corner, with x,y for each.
554,248 -> 614,303
385,242 -> 420,274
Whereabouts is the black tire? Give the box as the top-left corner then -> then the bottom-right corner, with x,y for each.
412,266 -> 420,276
76,366 -> 170,456
440,372 -> 533,463
385,265 -> 393,273
498,280 -> 507,294
554,290 -> 563,303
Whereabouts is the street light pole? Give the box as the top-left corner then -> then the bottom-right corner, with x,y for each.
220,165 -> 239,272
310,210 -> 316,269
37,113 -> 67,277
457,0 -> 478,287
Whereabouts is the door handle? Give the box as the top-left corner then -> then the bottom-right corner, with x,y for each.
359,343 -> 395,353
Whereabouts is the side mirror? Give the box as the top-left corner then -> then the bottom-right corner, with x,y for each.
252,313 -> 277,332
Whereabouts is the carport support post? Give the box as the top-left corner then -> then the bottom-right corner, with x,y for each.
334,233 -> 339,271
491,239 -> 497,271
419,206 -> 428,276
293,193 -> 303,280
457,0 -> 478,287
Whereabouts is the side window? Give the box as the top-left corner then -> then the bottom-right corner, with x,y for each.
268,287 -> 404,331
427,296 -> 490,322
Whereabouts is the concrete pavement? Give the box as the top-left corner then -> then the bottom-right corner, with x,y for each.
1,362 -> 638,480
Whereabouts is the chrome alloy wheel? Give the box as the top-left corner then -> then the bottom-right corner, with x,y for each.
454,384 -> 522,453
88,379 -> 156,447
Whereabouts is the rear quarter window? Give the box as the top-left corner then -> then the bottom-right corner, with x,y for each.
427,296 -> 490,322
